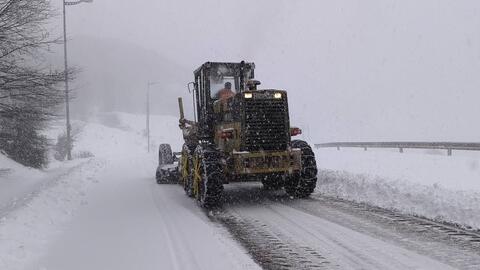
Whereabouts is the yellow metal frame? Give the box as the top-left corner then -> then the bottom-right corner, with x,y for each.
180,151 -> 189,189
193,156 -> 202,199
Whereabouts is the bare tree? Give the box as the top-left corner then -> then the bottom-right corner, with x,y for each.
0,0 -> 71,167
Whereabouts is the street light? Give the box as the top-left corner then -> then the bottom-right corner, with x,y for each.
147,82 -> 161,153
63,0 -> 93,161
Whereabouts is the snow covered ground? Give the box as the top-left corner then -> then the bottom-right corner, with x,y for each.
0,134 -> 87,215
0,112 -> 259,270
2,111 -> 480,269
315,147 -> 480,230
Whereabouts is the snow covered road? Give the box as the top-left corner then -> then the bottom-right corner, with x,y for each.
213,183 -> 480,270
23,155 -> 259,270
2,113 -> 480,270
10,163 -> 479,270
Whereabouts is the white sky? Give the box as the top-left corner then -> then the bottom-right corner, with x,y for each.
50,0 -> 480,142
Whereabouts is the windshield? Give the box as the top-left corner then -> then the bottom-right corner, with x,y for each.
206,63 -> 253,98
210,76 -> 236,99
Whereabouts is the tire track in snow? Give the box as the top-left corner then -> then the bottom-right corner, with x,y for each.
149,184 -> 200,270
212,183 -> 476,269
293,195 -> 480,269
211,208 -> 333,270
149,182 -> 261,270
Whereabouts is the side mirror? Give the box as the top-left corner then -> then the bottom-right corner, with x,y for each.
187,82 -> 196,93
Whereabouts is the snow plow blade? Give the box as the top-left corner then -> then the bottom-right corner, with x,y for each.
156,163 -> 180,184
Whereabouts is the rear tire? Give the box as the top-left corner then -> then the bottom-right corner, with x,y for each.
180,144 -> 195,197
285,140 -> 318,198
193,144 -> 224,208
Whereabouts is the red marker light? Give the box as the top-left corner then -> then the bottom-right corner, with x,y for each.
290,127 -> 302,136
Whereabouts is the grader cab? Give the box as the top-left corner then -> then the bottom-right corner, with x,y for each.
158,61 -> 318,207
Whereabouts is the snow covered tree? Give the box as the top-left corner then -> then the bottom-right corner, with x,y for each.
0,0 -> 70,167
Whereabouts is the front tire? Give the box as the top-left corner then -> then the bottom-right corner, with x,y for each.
156,144 -> 174,184
156,169 -> 162,184
285,140 -> 318,198
159,144 -> 174,165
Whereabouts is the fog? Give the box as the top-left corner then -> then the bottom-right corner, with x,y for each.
49,0 -> 480,142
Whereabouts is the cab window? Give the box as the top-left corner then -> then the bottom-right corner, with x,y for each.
210,76 -> 236,99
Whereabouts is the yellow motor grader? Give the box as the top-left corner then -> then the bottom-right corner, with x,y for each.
157,61 -> 318,207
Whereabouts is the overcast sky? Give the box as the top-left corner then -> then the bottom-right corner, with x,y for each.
50,0 -> 480,142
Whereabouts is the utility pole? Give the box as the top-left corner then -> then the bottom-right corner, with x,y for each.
147,82 -> 160,152
63,0 -> 93,160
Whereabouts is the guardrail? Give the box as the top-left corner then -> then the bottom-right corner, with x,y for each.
314,142 -> 480,156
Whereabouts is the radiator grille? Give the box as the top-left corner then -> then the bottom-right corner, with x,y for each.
244,99 -> 288,151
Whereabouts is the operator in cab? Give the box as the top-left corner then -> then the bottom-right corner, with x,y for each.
215,82 -> 235,103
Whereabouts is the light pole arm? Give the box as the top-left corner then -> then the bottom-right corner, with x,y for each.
65,0 -> 93,6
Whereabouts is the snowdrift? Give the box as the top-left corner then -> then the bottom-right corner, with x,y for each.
315,148 -> 480,230
0,153 -> 47,208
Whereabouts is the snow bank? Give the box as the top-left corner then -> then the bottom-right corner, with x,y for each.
79,112 -> 183,157
0,119 -> 89,213
0,154 -> 45,209
314,148 -> 480,229
0,159 -> 105,270
0,154 -> 85,211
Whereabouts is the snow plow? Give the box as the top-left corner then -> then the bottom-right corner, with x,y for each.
158,61 -> 318,207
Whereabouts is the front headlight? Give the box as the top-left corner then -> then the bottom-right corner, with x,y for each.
274,92 -> 282,99
244,93 -> 253,99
